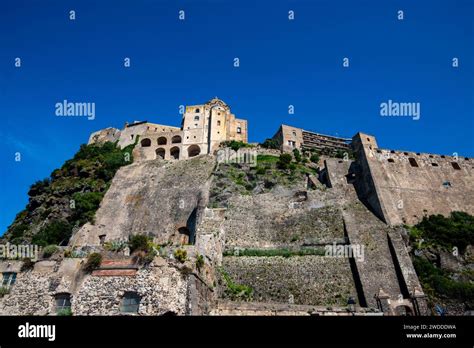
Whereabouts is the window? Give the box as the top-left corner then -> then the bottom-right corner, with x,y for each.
171,135 -> 182,144
195,108 -> 200,113
194,116 -> 199,121
451,162 -> 461,170
237,127 -> 241,134
157,137 -> 167,145
217,120 -> 221,126
408,158 -> 419,167
140,138 -> 151,147
292,131 -> 297,137
288,140 -> 296,147
120,292 -> 140,313
130,134 -> 134,140
55,293 -> 71,314
2,272 -> 17,287
443,181 -> 452,188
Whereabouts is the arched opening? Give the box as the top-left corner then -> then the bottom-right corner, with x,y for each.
394,305 -> 413,316
156,148 -> 165,159
55,293 -> 72,315
171,135 -> 182,144
120,291 -> 140,313
157,137 -> 167,145
140,138 -> 151,147
170,146 -> 180,160
178,227 -> 191,245
187,145 -> 201,158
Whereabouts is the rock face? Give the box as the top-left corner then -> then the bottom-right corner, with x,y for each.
70,156 -> 216,246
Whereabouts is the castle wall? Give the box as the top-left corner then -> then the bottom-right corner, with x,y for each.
353,133 -> 474,226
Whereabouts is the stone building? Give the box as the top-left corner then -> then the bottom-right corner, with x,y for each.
88,97 -> 248,161
271,124 -> 351,154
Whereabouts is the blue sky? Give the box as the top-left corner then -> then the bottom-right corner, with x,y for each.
1,0 -> 473,234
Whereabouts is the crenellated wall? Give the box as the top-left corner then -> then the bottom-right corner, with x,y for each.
353,132 -> 474,225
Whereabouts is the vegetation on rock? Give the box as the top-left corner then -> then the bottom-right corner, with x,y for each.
409,212 -> 474,313
2,141 -> 136,247
83,252 -> 103,273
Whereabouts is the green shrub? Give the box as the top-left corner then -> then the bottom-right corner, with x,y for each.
42,245 -> 59,258
174,249 -> 187,263
255,166 -> 266,175
0,286 -> 10,297
21,258 -> 35,272
220,269 -> 253,301
293,149 -> 302,163
104,240 -> 127,252
57,308 -> 72,316
129,234 -> 151,253
32,221 -> 73,247
83,252 -> 102,273
260,138 -> 279,149
71,191 -> 104,225
222,140 -> 252,152
310,153 -> 320,163
196,254 -> 205,270
412,212 -> 474,253
277,154 -> 292,169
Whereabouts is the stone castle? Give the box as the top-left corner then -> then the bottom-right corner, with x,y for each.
0,98 -> 472,316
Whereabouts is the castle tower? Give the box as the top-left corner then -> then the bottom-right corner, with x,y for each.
182,97 -> 248,157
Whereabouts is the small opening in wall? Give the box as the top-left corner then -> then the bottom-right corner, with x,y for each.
2,272 -> 17,287
99,234 -> 106,246
416,153 -> 420,155
120,292 -> 140,313
390,150 -> 395,154
451,162 -> 461,170
443,181 -> 452,188
404,152 -> 409,156
388,158 -> 395,163
55,293 -> 71,314
465,157 -> 469,161
431,163 -> 439,167
217,120 -> 221,126
376,150 -> 382,153
441,155 -> 446,158
195,108 -> 200,113
408,158 -> 419,167
429,155 -> 434,158
237,127 -> 242,134
367,138 -> 370,142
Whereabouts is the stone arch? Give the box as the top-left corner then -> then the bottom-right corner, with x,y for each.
187,145 -> 201,158
140,138 -> 151,147
393,304 -> 414,316
157,137 -> 167,145
171,135 -> 182,144
55,292 -> 72,314
156,148 -> 166,159
170,146 -> 180,160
